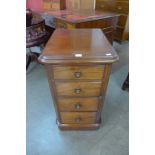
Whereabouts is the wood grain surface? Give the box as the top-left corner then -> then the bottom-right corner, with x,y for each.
53,65 -> 105,80
57,97 -> 99,111
60,112 -> 97,124
55,81 -> 102,97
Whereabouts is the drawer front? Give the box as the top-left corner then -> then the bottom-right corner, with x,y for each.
53,66 -> 104,80
55,81 -> 102,97
115,1 -> 129,14
60,112 -> 97,124
96,3 -> 112,11
58,97 -> 99,111
96,0 -> 115,11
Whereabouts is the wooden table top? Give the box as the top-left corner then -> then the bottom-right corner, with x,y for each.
42,10 -> 118,23
39,29 -> 119,64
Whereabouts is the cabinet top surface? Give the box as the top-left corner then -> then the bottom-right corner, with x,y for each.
39,29 -> 119,64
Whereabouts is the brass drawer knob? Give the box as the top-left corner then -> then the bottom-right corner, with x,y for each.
74,88 -> 81,94
74,72 -> 82,78
74,103 -> 82,109
75,117 -> 81,123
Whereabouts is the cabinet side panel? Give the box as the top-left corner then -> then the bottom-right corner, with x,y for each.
45,65 -> 61,122
96,64 -> 112,122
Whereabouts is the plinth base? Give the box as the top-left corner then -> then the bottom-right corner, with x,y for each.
56,119 -> 101,130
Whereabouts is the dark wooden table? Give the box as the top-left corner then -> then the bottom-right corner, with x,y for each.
41,10 -> 118,44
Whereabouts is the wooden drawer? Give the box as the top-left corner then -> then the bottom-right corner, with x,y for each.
55,81 -> 102,97
96,4 -> 112,11
96,0 -> 115,11
60,112 -> 97,124
39,29 -> 118,130
58,97 -> 99,111
115,1 -> 129,14
53,66 -> 104,80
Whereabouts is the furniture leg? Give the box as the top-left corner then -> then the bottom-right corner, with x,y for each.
122,73 -> 129,91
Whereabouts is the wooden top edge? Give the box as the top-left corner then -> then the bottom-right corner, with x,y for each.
42,10 -> 119,24
38,55 -> 119,65
54,14 -> 119,24
39,29 -> 119,65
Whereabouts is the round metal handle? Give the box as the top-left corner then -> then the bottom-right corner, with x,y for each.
75,117 -> 81,123
74,103 -> 82,109
74,88 -> 81,94
74,72 -> 81,78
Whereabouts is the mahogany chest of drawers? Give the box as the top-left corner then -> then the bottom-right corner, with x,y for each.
39,29 -> 119,130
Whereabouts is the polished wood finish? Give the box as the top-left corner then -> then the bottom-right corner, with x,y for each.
54,17 -> 117,44
57,97 -> 99,111
117,15 -> 128,27
44,10 -> 118,44
53,66 -> 104,80
60,112 -> 97,124
114,1 -> 129,14
96,0 -> 129,42
39,29 -> 118,64
96,1 -> 114,12
39,29 -> 119,130
55,81 -> 102,97
57,120 -> 100,130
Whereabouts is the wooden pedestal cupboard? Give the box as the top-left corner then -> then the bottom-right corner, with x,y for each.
96,0 -> 129,41
39,29 -> 119,130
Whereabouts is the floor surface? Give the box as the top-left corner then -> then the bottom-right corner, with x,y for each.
26,41 -> 129,155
